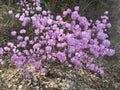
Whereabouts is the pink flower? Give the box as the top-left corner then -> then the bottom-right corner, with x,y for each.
107,49 -> 115,56
36,6 -> 42,11
11,54 -> 18,62
66,8 -> 72,14
74,6 -> 79,11
17,36 -> 23,40
24,36 -> 29,41
71,11 -> 79,20
4,47 -> 10,52
106,23 -> 112,28
41,68 -> 46,73
48,39 -> 56,46
8,10 -> 13,14
20,29 -> 26,34
42,10 -> 47,15
56,52 -> 66,63
71,57 -> 82,67
34,61 -> 42,69
102,40 -> 111,47
15,13 -> 20,18
24,70 -> 30,78
0,48 -> 4,55
45,46 -> 52,53
11,31 -> 17,36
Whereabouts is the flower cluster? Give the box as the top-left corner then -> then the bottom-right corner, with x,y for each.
0,0 -> 115,77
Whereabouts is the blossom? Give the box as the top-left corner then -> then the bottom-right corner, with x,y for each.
106,23 -> 112,28
71,57 -> 82,67
24,70 -> 30,78
4,47 -> 10,52
41,68 -> 46,73
107,49 -> 115,56
42,10 -> 47,15
97,31 -> 108,40
48,39 -> 56,46
66,8 -> 72,14
24,36 -> 29,41
34,61 -> 42,69
7,42 -> 14,47
71,11 -> 79,20
45,46 -> 52,53
74,6 -> 79,11
56,52 -> 66,63
0,48 -> 4,55
20,29 -> 26,34
17,60 -> 24,67
11,54 -> 18,62
17,36 -> 23,40
8,10 -> 13,14
15,13 -> 20,18
87,64 -> 95,71
11,31 -> 17,36
102,39 -> 111,47
97,68 -> 104,75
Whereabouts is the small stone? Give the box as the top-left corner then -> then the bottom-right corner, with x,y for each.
18,85 -> 23,90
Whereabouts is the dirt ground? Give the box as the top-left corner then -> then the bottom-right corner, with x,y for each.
0,1 -> 120,90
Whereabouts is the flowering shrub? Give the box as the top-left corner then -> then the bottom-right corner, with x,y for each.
0,0 -> 115,78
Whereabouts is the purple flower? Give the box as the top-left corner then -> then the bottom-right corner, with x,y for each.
42,55 -> 47,60
45,46 -> 52,53
20,29 -> 26,34
71,57 -> 82,67
24,36 -> 29,41
71,11 -> 78,20
97,68 -> 104,75
33,43 -> 41,50
8,10 -> 13,14
47,19 -> 53,25
107,49 -> 115,56
34,61 -> 42,69
41,68 -> 46,73
23,50 -> 30,55
24,70 -> 30,78
66,8 -> 71,14
15,13 -> 20,18
87,64 -> 95,71
4,47 -> 10,52
11,31 -> 17,36
97,31 -> 108,40
17,60 -> 24,67
29,40 -> 34,45
48,39 -> 56,46
7,42 -> 14,47
56,52 -> 66,63
17,36 -> 23,41
74,6 -> 79,11
102,39 -> 111,47
28,58 -> 35,63
63,11 -> 67,17
39,49 -> 44,55
106,23 -> 112,28
0,48 -> 4,55
42,10 -> 47,15
34,29 -> 40,35
11,54 -> 18,62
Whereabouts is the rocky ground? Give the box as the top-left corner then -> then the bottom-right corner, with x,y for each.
0,0 -> 120,90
